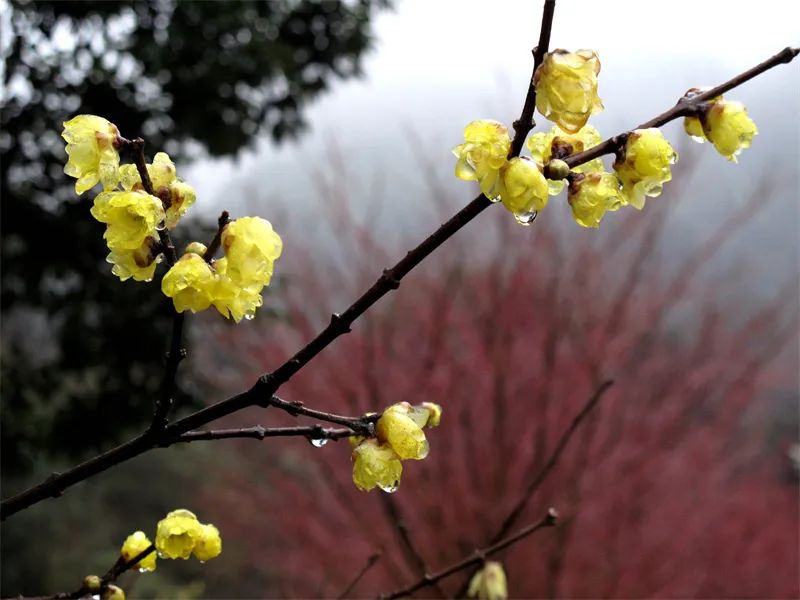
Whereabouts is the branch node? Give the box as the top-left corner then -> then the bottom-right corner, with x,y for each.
329,312 -> 352,334
380,269 -> 401,290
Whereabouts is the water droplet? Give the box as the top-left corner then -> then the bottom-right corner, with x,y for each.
689,135 -> 706,145
513,211 -> 537,226
138,567 -> 148,573
379,481 -> 399,493
310,437 -> 328,448
199,560 -> 206,564
244,313 -> 255,321
92,596 -> 101,600
155,223 -> 166,231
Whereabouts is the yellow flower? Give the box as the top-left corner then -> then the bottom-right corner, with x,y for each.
155,509 -> 203,560
91,191 -> 165,251
212,258 -> 264,323
420,402 -> 442,427
376,402 -> 429,460
161,254 -> 218,314
468,562 -> 508,600
62,115 -> 121,194
534,49 -> 603,134
453,120 -> 511,200
106,236 -> 161,282
119,152 -> 196,229
120,531 -> 157,572
193,523 -> 222,562
101,585 -> 125,600
499,157 -> 549,225
613,128 -> 677,209
221,217 -> 283,288
352,438 -> 403,492
526,125 -> 604,194
568,172 -> 623,229
698,100 -> 757,162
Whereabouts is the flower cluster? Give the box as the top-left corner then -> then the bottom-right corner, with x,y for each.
351,402 -> 442,492
62,114 -> 283,322
161,216 -> 283,322
453,48 -> 758,229
683,91 -> 758,161
468,561 -> 508,600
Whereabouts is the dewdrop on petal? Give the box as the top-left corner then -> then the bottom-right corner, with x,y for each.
468,561 -> 508,600
568,172 -> 623,229
221,217 -> 283,288
534,50 -> 603,134
453,120 -> 511,200
161,253 -> 218,314
352,438 -> 403,492
91,191 -> 165,251
155,509 -> 203,560
120,531 -> 157,572
192,523 -> 222,562
499,157 -> 548,225
62,115 -> 121,194
613,128 -> 677,210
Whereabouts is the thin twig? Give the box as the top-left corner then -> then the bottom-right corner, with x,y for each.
338,553 -> 382,599
452,380 -> 613,599
3,43 -> 796,520
203,210 -> 231,262
175,424 -> 355,443
379,509 -> 559,600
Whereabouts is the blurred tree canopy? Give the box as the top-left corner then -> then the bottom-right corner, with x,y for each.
0,0 -> 389,474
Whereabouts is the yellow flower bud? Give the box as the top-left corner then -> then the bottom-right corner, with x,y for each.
613,128 -> 677,209
467,562 -> 508,600
376,402 -> 429,460
703,100 -> 758,162
534,49 -> 603,134
568,172 -> 623,229
452,120 -> 511,200
221,217 -> 283,289
185,241 -> 208,256
351,438 -> 402,492
62,115 -> 121,194
90,191 -> 165,251
155,509 -> 203,560
101,585 -> 125,600
193,523 -> 222,562
120,531 -> 156,572
161,254 -> 218,314
83,575 -> 102,592
526,125 -> 603,195
106,236 -> 161,282
420,402 -> 442,428
499,157 -> 548,225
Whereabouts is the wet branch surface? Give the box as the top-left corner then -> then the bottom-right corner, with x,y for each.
2,28 -> 797,520
378,509 -> 559,600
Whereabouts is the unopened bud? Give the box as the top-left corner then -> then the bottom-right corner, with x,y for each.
546,159 -> 570,180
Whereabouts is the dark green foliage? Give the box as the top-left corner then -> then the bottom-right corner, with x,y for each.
1,0 -> 387,474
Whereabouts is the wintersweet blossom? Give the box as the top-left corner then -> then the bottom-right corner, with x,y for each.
221,217 -> 283,288
90,190 -> 165,251
155,509 -> 203,560
62,115 -> 121,194
498,157 -> 549,225
120,531 -> 157,572
453,120 -> 511,199
534,49 -> 603,133
526,124 -> 604,194
468,561 -> 508,600
351,438 -> 403,492
613,128 -> 677,209
684,96 -> 757,161
161,253 -> 218,314
106,236 -> 162,282
568,172 -> 623,229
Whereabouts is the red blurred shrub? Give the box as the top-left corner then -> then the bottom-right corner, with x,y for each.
194,162 -> 798,598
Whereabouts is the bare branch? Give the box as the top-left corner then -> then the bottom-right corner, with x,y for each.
175,424 -> 355,443
338,553 -> 382,600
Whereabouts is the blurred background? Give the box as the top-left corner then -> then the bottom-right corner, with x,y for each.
1,0 -> 798,597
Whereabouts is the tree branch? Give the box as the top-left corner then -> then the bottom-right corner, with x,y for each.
378,509 -> 559,600
338,553 -> 382,600
3,39 -> 795,520
174,424 -> 355,444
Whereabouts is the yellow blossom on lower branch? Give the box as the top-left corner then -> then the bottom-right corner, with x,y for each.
613,128 -> 677,210
120,531 -> 156,572
62,115 -> 121,194
499,157 -> 548,225
161,253 -> 218,313
453,120 -> 511,200
352,438 -> 403,492
568,172 -> 623,229
468,562 -> 508,600
212,258 -> 264,322
91,191 -> 165,251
